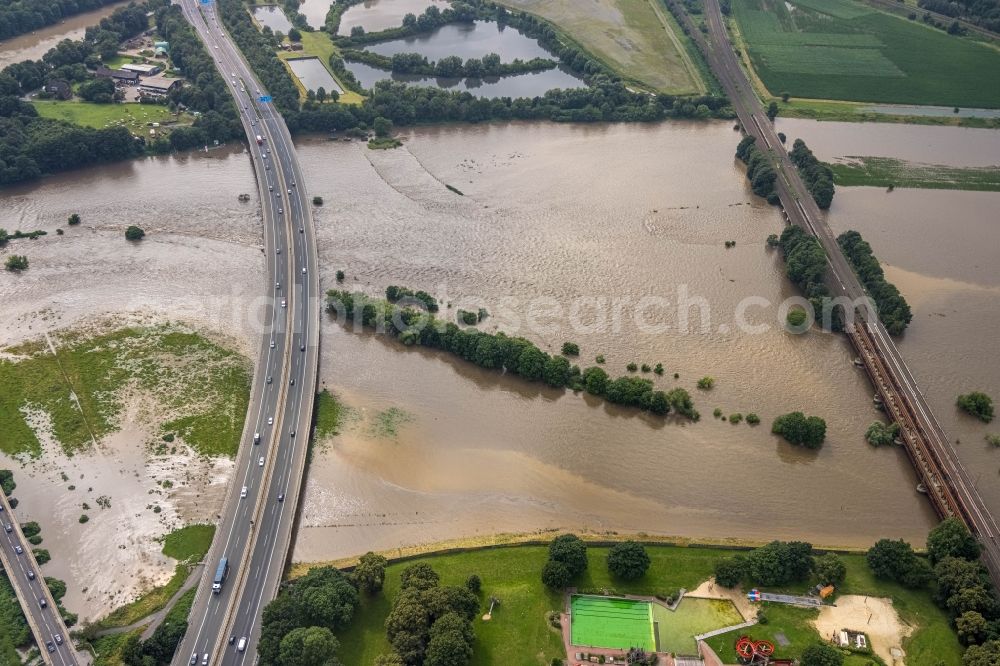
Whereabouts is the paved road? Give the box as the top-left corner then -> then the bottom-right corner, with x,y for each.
0,493 -> 80,665
171,1 -> 319,664
674,0 -> 1000,586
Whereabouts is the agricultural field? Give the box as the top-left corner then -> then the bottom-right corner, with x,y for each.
733,0 -> 1000,107
829,157 -> 1000,191
497,0 -> 703,94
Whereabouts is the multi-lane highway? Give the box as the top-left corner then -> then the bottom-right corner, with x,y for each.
671,0 -> 1000,586
172,1 -> 319,664
0,492 -> 79,665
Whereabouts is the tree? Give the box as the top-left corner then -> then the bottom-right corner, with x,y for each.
549,534 -> 588,577
583,366 -> 609,396
561,342 -> 579,356
316,87 -> 327,103
607,541 -> 650,580
963,639 -> 1000,665
697,376 -> 715,390
542,355 -> 571,388
373,116 -> 393,138
956,610 -> 989,646
814,553 -> 846,586
800,643 -> 844,666
125,225 -> 145,241
927,518 -> 981,565
865,421 -> 898,447
714,556 -> 746,588
278,626 -> 340,666
288,28 -> 302,42
786,308 -> 807,327
5,255 -> 28,271
68,213 -> 81,225
464,574 -> 481,594
354,551 -> 388,594
957,392 -> 994,422
423,628 -> 473,666
541,560 -> 572,589
745,541 -> 813,586
401,563 -> 440,591
766,101 -> 779,120
772,412 -> 826,449
866,539 -> 929,588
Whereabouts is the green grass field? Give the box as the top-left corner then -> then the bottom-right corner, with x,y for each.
652,597 -> 742,654
734,0 -> 1000,107
328,545 -> 961,665
0,326 -> 251,457
571,595 -> 655,650
32,100 -> 181,130
278,31 -> 365,105
497,0 -> 702,94
829,157 -> 1000,191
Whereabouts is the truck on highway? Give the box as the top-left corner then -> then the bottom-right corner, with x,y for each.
255,135 -> 264,145
212,557 -> 229,594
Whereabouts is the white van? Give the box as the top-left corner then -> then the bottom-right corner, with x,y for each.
240,486 -> 248,498
237,637 -> 247,652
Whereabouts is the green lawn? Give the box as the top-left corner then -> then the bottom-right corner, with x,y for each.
829,157 -> 1000,191
313,389 -> 343,440
92,628 -> 144,666
0,326 -> 251,457
329,545 -> 962,665
161,524 -> 215,563
734,0 -> 1000,107
32,100 -> 181,130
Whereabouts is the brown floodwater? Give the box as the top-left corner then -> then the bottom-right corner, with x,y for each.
3,118 -> 994,572
0,0 -> 132,70
291,122 -> 948,562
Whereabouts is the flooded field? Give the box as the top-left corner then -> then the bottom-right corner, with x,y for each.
0,146 -> 264,620
346,59 -> 584,97
291,121 -> 946,563
252,4 -> 294,33
0,0 -> 131,70
287,56 -> 344,94
337,0 -> 447,35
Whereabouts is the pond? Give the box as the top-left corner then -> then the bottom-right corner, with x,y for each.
345,59 -> 585,98
251,5 -> 294,33
337,0 -> 447,35
286,56 -> 344,94
366,20 -> 554,62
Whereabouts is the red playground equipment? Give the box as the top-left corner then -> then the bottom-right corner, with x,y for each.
735,635 -> 775,664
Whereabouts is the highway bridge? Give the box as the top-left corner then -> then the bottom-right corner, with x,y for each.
171,0 -> 319,664
670,0 -> 1000,585
0,492 -> 80,665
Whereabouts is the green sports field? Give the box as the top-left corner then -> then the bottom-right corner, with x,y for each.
734,0 -> 1000,108
570,595 -> 656,651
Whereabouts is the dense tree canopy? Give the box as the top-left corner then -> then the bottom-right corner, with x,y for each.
354,551 -> 389,594
800,643 -> 844,666
771,412 -> 826,449
607,541 -> 651,581
866,539 -> 932,588
927,518 -> 982,565
0,0 -> 129,41
957,391 -> 994,423
745,541 -> 813,586
789,139 -> 835,209
837,230 -> 912,335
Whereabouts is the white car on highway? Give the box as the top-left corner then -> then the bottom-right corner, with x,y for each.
258,456 -> 265,467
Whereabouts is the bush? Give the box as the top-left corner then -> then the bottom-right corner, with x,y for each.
313,196 -> 324,205
607,541 -> 650,580
746,413 -> 760,425
79,515 -> 89,524
561,342 -> 579,356
336,270 -> 345,282
800,642 -> 844,666
626,363 -> 638,372
595,355 -> 605,364
653,363 -> 663,375
713,408 -> 723,418
465,574 -> 481,594
865,421 -> 898,447
714,556 -> 745,588
772,412 -> 826,449
697,376 -> 715,390
33,548 -> 50,564
786,308 -> 808,327
5,255 -> 28,271
68,213 -> 81,225
957,391 -> 994,422
728,413 -> 742,424
125,225 -> 145,241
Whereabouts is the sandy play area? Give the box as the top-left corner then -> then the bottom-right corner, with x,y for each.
813,595 -> 911,665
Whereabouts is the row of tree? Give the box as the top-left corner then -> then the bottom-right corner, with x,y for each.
735,135 -> 778,203
342,49 -> 556,80
788,139 -> 835,210
541,534 -> 652,589
777,226 -> 844,332
325,288 -> 699,419
0,0 -> 124,41
836,230 -> 912,336
917,0 -> 1000,33
714,541 -> 818,588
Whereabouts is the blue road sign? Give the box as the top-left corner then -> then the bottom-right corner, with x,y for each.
259,95 -> 272,103
200,0 -> 212,5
